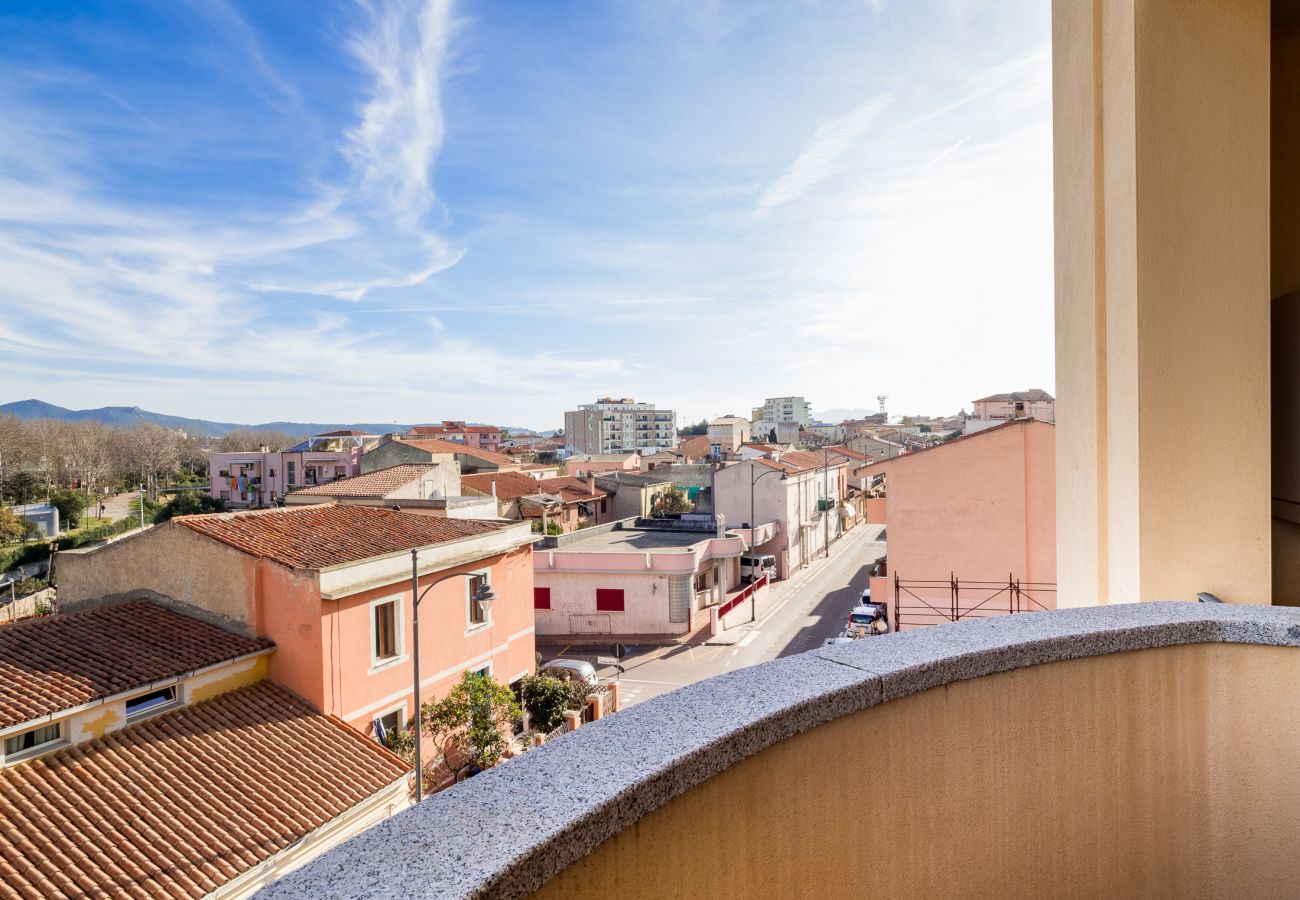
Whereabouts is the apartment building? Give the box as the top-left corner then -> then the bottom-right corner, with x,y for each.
407,421 -> 504,452
969,389 -> 1055,425
754,396 -> 813,429
564,397 -> 677,455
208,430 -> 380,508
57,505 -> 538,743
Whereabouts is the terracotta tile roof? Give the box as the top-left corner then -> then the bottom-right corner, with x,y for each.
779,450 -> 850,471
826,445 -> 871,462
973,388 -> 1055,403
175,504 -> 507,570
0,681 -> 408,899
461,471 -> 549,501
397,438 -> 517,468
536,476 -> 608,502
290,464 -> 442,497
0,600 -> 272,730
678,436 -> 714,458
752,457 -> 810,475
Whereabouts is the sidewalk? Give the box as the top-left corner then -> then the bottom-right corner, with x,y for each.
704,523 -> 885,645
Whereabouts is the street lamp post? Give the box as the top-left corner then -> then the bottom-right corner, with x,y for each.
748,464 -> 787,578
408,549 -> 498,803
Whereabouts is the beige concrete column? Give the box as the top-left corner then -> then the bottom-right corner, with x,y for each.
1053,0 -> 1271,605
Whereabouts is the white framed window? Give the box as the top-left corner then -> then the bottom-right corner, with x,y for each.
4,722 -> 64,762
125,685 -> 178,721
466,570 -> 491,629
370,596 -> 405,670
468,662 -> 493,679
372,701 -> 407,746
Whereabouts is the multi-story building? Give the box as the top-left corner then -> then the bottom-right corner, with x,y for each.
208,430 -> 380,508
407,421 -> 504,452
858,419 -> 1056,629
58,504 -> 538,744
706,416 -> 752,458
969,389 -> 1055,424
713,453 -> 849,579
564,398 -> 677,455
756,396 -> 813,428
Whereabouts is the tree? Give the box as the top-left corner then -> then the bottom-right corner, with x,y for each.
519,673 -> 582,733
679,418 -> 709,436
124,424 -> 181,498
768,428 -> 778,443
420,672 -> 521,786
49,489 -> 85,529
216,429 -> 298,452
64,421 -> 114,493
153,492 -> 227,523
1,472 -> 39,505
658,484 -> 694,513
0,507 -> 29,543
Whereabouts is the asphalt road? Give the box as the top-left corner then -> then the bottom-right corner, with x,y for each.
545,523 -> 886,708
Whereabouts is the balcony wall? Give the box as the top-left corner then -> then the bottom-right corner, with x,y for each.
259,603 -> 1300,900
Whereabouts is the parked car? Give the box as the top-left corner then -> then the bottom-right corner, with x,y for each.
540,658 -> 599,686
845,602 -> 890,637
740,553 -> 778,583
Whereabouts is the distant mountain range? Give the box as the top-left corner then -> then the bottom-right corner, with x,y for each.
0,400 -> 550,438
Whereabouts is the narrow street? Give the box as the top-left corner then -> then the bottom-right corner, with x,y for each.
544,523 -> 886,708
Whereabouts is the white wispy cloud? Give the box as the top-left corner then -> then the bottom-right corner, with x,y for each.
754,93 -> 892,217
345,0 -> 455,225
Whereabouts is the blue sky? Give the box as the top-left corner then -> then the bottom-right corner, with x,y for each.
0,0 -> 1053,430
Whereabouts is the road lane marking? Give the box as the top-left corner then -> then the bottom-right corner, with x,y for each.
737,631 -> 760,647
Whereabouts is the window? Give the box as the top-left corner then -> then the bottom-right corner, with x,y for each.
4,722 -> 61,758
596,588 -> 625,612
126,686 -> 177,719
534,587 -> 551,610
469,663 -> 492,679
373,706 -> 403,745
334,466 -> 347,479
373,598 -> 400,663
287,461 -> 296,484
467,572 -> 490,626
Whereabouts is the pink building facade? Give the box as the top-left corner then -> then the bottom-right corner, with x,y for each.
408,422 -> 504,452
533,520 -> 746,638
56,506 -> 538,744
861,419 -> 1056,629
208,431 -> 378,507
713,457 -> 848,580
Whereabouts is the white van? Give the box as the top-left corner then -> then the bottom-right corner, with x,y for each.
740,554 -> 777,583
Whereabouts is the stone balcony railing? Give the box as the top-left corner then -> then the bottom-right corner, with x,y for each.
259,602 -> 1300,900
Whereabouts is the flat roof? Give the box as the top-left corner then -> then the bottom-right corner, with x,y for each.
553,527 -> 714,552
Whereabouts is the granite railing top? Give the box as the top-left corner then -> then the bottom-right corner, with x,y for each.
259,602 -> 1300,900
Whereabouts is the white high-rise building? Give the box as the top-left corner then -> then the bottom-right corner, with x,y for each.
756,396 -> 813,429
564,398 -> 678,455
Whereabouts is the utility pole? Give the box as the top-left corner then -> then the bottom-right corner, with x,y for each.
139,485 -> 145,530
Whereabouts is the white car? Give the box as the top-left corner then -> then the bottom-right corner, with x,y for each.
845,603 -> 890,637
540,659 -> 599,686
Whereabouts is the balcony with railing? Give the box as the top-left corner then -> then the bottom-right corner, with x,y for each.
260,602 -> 1300,899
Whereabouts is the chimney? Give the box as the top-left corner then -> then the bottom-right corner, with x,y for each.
716,513 -> 726,539
587,475 -> 596,494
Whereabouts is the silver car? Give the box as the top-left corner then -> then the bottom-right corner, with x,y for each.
540,658 -> 599,686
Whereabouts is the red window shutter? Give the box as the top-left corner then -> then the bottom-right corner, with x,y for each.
596,588 -> 624,612
534,587 -> 551,610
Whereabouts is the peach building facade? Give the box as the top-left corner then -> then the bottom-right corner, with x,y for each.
57,506 -> 538,741
862,420 -> 1056,628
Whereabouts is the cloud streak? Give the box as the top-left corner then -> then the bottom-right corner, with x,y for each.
345,0 -> 455,225
755,93 -> 891,216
